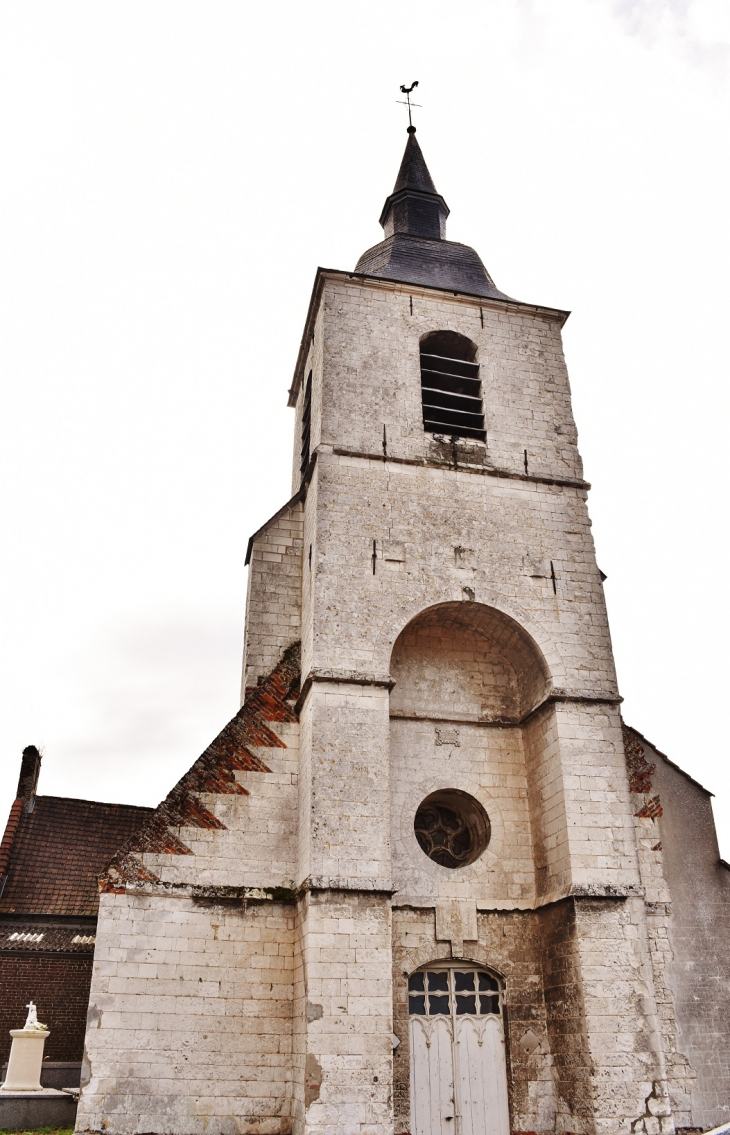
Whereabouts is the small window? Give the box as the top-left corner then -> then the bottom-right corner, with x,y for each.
300,371 -> 312,480
420,331 -> 484,441
408,965 -> 502,1017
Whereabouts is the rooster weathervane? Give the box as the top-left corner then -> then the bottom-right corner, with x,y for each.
397,82 -> 421,130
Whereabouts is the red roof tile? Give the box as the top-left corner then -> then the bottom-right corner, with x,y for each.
0,796 -> 153,916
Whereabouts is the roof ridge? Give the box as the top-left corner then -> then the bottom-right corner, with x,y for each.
30,796 -> 156,811
100,641 -> 301,892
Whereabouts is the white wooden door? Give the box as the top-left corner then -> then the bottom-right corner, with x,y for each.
409,965 -> 510,1135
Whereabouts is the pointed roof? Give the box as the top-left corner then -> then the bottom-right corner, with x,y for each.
378,127 -> 449,237
357,128 -> 511,301
392,128 -> 439,195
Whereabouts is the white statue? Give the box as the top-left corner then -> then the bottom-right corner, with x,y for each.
23,1001 -> 45,1031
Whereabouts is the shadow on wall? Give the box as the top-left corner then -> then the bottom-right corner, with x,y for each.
390,601 -> 550,724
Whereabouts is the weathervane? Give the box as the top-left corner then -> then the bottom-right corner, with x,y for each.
397,82 -> 421,131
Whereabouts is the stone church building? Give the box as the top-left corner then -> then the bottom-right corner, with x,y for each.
75,127 -> 730,1135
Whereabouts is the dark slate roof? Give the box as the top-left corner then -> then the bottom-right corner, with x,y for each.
0,796 -> 153,917
356,128 -> 513,301
355,234 -> 510,300
392,130 -> 439,195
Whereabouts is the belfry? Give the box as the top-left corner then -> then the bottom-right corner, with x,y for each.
76,125 -> 730,1135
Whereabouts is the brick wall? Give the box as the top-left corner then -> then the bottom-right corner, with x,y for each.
0,952 -> 93,1063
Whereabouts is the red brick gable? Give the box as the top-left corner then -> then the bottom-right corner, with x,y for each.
623,722 -> 664,820
101,641 -> 300,892
0,796 -> 153,917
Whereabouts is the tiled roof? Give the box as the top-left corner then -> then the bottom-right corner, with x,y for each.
0,796 -> 153,917
0,921 -> 96,954
102,642 -> 300,890
0,799 -> 22,881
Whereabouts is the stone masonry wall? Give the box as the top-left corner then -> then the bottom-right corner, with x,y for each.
523,705 -> 571,898
392,906 -> 557,1135
551,702 -> 640,895
312,276 -> 582,483
77,891 -> 296,1135
573,896 -> 674,1135
390,717 -> 534,906
306,451 -> 612,696
299,683 -> 392,889
295,890 -> 393,1135
242,501 -> 303,698
390,601 -> 551,720
141,717 -> 300,891
291,303 -> 324,497
297,275 -> 613,701
639,730 -> 730,1130
390,609 -> 542,722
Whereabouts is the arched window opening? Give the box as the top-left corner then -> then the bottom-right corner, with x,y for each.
420,331 -> 485,441
300,371 -> 312,481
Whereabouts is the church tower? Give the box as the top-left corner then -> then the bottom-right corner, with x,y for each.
76,125 -> 727,1135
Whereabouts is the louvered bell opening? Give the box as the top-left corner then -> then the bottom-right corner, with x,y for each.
300,372 -> 312,480
420,350 -> 485,441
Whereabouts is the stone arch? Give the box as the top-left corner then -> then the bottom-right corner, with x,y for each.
419,329 -> 478,363
382,589 -> 566,692
390,601 -> 551,723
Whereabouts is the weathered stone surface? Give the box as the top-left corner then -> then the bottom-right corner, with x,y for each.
76,260 -> 730,1135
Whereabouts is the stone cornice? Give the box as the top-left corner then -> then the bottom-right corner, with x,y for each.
295,669 -> 395,714
330,446 -> 590,491
288,267 -> 571,406
393,882 -> 645,915
298,683 -> 622,724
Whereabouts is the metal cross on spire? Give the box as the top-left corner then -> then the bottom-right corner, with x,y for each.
397,82 -> 421,131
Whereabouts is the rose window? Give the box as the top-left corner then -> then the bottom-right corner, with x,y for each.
414,789 -> 490,869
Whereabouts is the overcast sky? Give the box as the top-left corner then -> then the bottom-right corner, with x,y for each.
1,0 -> 729,854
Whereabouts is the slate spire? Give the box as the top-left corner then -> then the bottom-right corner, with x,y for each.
355,126 -> 510,301
379,127 -> 450,241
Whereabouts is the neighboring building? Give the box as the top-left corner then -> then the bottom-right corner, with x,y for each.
0,745 -> 152,1083
69,125 -> 730,1135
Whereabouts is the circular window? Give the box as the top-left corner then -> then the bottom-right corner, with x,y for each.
414,789 -> 490,869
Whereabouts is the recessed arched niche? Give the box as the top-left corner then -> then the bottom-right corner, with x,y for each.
389,602 -> 550,724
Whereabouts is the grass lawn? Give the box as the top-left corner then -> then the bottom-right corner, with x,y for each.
0,1128 -> 75,1135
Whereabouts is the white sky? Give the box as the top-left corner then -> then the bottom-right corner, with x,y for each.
1,0 -> 729,854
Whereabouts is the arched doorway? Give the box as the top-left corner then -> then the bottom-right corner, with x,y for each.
408,962 -> 510,1135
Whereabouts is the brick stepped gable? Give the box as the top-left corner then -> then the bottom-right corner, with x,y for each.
100,642 -> 301,892
623,722 -> 664,820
